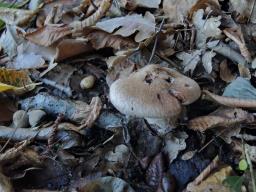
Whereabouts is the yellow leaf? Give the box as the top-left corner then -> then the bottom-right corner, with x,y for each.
0,68 -> 36,94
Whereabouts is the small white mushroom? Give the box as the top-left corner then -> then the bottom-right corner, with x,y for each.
80,75 -> 96,89
110,64 -> 201,135
13,110 -> 29,128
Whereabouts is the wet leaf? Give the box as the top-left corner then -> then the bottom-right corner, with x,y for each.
146,153 -> 164,189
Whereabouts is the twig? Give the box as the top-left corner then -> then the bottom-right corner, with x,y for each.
0,138 -> 33,163
0,126 -> 18,153
48,114 -> 64,148
148,19 -> 165,64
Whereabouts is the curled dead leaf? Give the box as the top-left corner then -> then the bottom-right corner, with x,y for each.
25,25 -> 72,47
219,60 -> 236,83
86,30 -> 137,50
188,107 -> 253,131
0,7 -> 39,26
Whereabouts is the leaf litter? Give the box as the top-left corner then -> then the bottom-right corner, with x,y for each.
1,0 -> 256,191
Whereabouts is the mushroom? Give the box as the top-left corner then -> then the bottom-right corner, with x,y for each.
109,64 -> 201,135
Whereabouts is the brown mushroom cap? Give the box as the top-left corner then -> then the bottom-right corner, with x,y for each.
110,64 -> 201,119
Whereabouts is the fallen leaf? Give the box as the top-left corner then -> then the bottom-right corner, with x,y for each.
188,107 -> 253,131
96,11 -> 156,42
11,52 -> 45,69
219,60 -> 236,83
146,153 -> 164,189
105,144 -> 130,163
186,166 -> 232,192
80,176 -> 135,192
202,51 -> 216,74
0,68 -> 36,94
192,9 -> 221,48
229,0 -> 254,23
176,49 -> 202,73
163,131 -> 188,163
163,0 -> 197,24
120,0 -> 161,9
25,25 -> 72,47
0,25 -> 23,58
223,77 -> 256,100
0,7 -> 38,26
86,30 -> 137,50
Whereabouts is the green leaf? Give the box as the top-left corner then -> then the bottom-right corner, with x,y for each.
223,176 -> 244,192
239,159 -> 248,171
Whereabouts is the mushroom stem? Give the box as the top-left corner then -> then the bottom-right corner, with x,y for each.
146,117 -> 176,135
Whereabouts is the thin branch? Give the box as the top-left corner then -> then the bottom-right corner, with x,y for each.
148,19 -> 165,64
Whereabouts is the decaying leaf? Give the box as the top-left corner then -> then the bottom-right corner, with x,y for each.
69,0 -> 113,32
145,153 -> 164,189
202,51 -> 216,74
192,9 -> 221,48
229,0 -> 254,23
0,68 -> 37,94
186,166 -> 232,192
25,25 -> 72,47
0,171 -> 12,192
96,11 -> 156,42
80,176 -> 135,192
223,27 -> 251,62
188,107 -> 253,131
120,0 -> 161,9
163,0 -> 197,24
86,30 -> 137,50
0,7 -> 38,26
0,25 -> 23,58
105,144 -> 130,163
219,60 -> 236,83
176,50 -> 201,73
163,131 -> 188,163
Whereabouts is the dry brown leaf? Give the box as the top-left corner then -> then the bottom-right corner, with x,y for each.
188,107 -> 253,131
163,0 -> 197,24
25,25 -> 72,47
229,0 -> 254,23
219,60 -> 236,83
79,96 -> 102,129
55,38 -> 93,61
0,7 -> 38,26
188,0 -> 220,18
186,166 -> 232,192
238,63 -> 251,79
223,27 -> 251,62
96,11 -> 156,42
69,0 -> 113,32
120,0 -> 161,9
86,30 -> 137,50
0,172 -> 12,192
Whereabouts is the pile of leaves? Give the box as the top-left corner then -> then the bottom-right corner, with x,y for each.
1,0 -> 256,191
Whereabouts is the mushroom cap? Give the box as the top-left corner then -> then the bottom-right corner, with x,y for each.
110,64 -> 201,118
